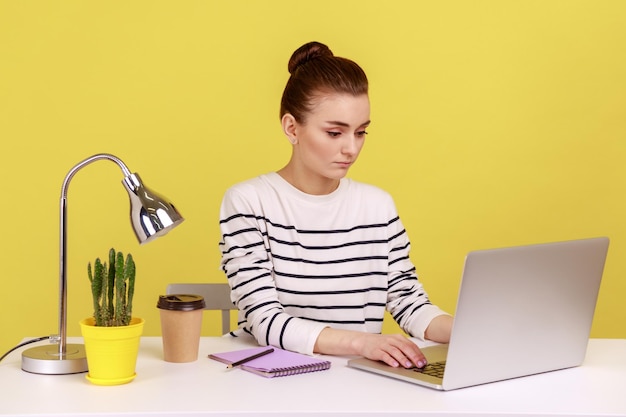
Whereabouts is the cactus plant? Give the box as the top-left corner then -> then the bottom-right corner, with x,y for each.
87,248 -> 136,326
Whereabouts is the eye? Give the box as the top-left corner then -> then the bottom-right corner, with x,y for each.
327,131 -> 341,138
356,130 -> 369,138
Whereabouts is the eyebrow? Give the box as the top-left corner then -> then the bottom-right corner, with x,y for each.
325,120 -> 371,128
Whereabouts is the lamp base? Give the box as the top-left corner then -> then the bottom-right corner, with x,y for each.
21,344 -> 88,375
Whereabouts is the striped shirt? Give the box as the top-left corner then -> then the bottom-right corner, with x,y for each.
219,172 -> 448,355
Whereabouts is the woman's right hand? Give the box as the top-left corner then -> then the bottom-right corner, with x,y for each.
314,328 -> 427,369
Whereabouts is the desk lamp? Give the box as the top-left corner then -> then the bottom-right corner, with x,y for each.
21,153 -> 184,375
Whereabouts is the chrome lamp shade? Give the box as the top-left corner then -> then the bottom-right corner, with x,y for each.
21,153 -> 183,375
124,172 -> 184,244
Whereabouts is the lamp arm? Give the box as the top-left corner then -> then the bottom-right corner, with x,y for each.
57,153 -> 134,355
61,153 -> 132,198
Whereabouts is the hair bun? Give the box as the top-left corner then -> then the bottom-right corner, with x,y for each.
288,41 -> 334,74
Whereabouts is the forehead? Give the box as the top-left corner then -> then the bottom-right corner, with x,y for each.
307,93 -> 370,124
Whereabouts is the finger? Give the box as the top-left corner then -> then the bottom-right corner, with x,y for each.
383,343 -> 416,369
392,339 -> 428,368
379,350 -> 401,368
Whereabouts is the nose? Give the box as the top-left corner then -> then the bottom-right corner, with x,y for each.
341,135 -> 359,156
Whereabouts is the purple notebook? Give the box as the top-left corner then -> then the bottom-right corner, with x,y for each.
208,346 -> 331,378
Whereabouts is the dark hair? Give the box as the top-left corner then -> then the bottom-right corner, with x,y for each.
280,41 -> 369,123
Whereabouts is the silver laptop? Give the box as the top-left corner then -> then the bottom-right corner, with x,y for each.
348,237 -> 609,390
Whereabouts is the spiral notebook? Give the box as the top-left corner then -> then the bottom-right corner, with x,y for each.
209,346 -> 331,378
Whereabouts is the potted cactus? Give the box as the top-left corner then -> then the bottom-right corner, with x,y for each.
79,248 -> 145,385
88,248 -> 136,327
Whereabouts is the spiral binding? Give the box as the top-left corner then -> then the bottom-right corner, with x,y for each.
242,360 -> 331,378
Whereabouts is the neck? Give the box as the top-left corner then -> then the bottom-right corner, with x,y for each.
277,166 -> 340,195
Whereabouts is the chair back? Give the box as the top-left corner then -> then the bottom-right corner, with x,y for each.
166,283 -> 235,334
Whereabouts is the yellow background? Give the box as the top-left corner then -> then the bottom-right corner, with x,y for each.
1,1 -> 624,356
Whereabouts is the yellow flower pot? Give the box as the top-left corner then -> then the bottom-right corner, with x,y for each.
79,317 -> 144,386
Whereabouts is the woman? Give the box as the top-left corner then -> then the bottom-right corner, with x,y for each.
219,41 -> 452,369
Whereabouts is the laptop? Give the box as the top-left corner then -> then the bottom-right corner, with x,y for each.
348,237 -> 610,390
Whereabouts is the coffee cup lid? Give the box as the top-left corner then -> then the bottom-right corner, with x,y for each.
157,294 -> 206,311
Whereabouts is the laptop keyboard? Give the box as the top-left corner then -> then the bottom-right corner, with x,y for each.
412,361 -> 446,378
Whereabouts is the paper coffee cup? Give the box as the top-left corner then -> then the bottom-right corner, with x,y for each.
157,294 -> 206,363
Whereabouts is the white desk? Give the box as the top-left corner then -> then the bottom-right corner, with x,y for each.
1,337 -> 625,417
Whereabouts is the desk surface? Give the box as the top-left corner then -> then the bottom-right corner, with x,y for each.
1,337 -> 625,417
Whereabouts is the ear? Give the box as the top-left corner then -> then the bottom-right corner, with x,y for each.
281,113 -> 298,144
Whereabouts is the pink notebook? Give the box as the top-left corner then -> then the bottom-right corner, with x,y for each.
208,346 -> 331,378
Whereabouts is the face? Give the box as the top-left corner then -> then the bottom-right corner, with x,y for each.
283,93 -> 370,193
